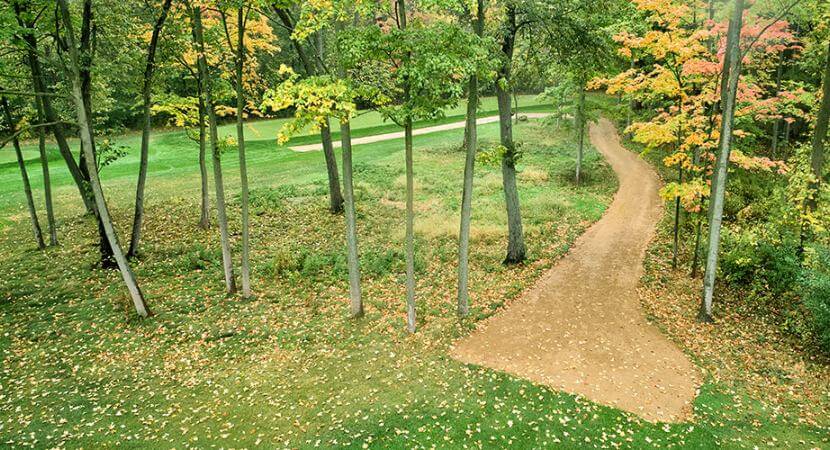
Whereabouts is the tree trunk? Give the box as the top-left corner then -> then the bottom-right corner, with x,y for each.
807,40 -> 830,213
190,2 -> 236,294
128,0 -> 173,258
57,0 -> 150,317
457,0 -> 484,318
575,84 -> 586,186
35,96 -> 57,246
13,2 -> 93,214
690,217 -> 702,278
321,121 -> 345,213
235,7 -> 252,298
271,6 -> 344,213
771,50 -> 784,157
497,5 -> 526,265
340,119 -> 363,317
397,0 -> 417,333
3,98 -> 45,250
701,0 -> 745,323
672,164 -> 683,269
198,90 -> 210,230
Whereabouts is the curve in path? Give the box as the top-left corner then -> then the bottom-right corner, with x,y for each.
289,113 -> 551,152
451,118 -> 701,423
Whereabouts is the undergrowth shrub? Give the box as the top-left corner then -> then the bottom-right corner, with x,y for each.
802,245 -> 830,354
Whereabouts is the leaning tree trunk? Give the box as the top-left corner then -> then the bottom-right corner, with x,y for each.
496,5 -> 526,265
197,86 -> 210,230
340,119 -> 363,317
35,96 -> 57,246
191,2 -> 236,294
2,98 -> 45,250
700,0 -> 744,322
128,0 -> 173,258
14,2 -> 93,214
321,121 -> 345,214
58,0 -> 150,317
235,6 -> 252,298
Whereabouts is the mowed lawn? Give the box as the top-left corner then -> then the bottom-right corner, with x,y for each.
0,95 -> 827,448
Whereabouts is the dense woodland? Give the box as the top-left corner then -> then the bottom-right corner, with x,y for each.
1,0 -> 829,447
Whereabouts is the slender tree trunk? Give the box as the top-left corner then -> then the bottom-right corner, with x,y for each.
397,0 -> 416,333
626,57 -> 634,133
235,7 -> 252,298
806,41 -> 830,213
321,121 -> 345,213
198,91 -> 210,230
35,96 -> 57,246
13,2 -> 94,214
340,119 -> 363,317
3,98 -> 45,250
575,84 -> 586,186
457,0 -> 485,317
701,0 -> 745,323
497,5 -> 526,265
690,217 -> 703,278
672,164 -> 683,269
513,89 -> 519,124
128,0 -> 173,258
190,2 -> 236,294
784,120 -> 790,148
272,6 -> 344,213
771,51 -> 784,157
57,0 -> 150,317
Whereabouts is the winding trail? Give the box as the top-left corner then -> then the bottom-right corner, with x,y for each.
289,113 -> 551,152
451,118 -> 701,423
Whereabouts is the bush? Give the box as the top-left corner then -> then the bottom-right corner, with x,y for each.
719,225 -> 801,297
802,245 -> 830,354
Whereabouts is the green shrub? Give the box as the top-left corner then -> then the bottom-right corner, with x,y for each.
180,244 -> 221,271
802,245 -> 830,354
719,226 -> 801,297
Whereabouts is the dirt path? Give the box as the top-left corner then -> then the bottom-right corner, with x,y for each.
451,118 -> 701,423
290,113 -> 551,152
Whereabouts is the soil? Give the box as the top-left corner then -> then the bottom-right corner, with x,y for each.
450,118 -> 701,423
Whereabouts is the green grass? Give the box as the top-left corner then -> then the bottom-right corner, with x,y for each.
0,95 -> 827,448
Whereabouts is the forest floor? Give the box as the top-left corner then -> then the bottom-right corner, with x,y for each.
452,118 -> 701,423
0,99 -> 829,448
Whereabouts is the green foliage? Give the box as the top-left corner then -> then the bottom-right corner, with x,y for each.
802,245 -> 830,353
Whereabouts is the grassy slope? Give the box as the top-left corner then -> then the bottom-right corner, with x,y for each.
0,93 -> 827,448
0,95 -> 547,217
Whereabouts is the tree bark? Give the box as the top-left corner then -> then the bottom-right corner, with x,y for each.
128,0 -> 173,258
496,5 -> 526,265
234,6 -> 252,298
197,87 -> 210,230
190,1 -> 236,294
2,97 -> 45,250
340,119 -> 363,317
35,96 -> 57,246
807,40 -> 830,213
397,0 -> 416,333
13,2 -> 93,214
321,120 -> 345,213
457,0 -> 484,317
57,0 -> 150,317
701,0 -> 745,323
